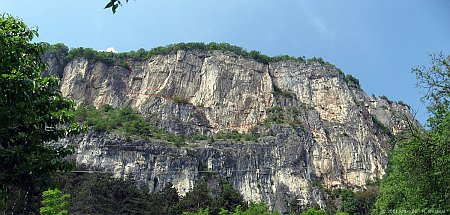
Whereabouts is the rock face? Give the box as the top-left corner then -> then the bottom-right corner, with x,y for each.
47,48 -> 417,212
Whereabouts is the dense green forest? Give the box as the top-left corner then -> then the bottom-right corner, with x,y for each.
1,13 -> 449,214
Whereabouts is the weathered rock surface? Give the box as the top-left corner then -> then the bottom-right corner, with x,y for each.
62,125 -> 326,213
47,48 -> 417,212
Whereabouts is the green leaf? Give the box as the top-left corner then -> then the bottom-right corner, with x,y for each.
112,4 -> 119,14
104,1 -> 115,9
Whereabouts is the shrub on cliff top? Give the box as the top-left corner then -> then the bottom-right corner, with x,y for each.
61,42 -> 360,90
62,42 -> 340,67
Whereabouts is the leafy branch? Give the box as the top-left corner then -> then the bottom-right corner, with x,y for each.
104,0 -> 129,14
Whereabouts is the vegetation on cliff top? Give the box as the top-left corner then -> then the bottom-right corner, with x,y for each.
62,42 -> 305,65
47,42 -> 360,87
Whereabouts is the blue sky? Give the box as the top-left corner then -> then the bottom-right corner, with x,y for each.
2,0 -> 450,124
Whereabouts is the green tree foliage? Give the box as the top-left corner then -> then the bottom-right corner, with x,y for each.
344,74 -> 360,87
373,53 -> 450,214
413,52 -> 450,123
0,14 -> 82,213
215,130 -> 259,142
170,180 -> 247,215
273,85 -> 296,98
45,43 -> 69,57
66,47 -> 116,65
75,105 -> 150,137
55,171 -> 178,214
39,188 -> 70,215
214,182 -> 247,213
75,105 -> 195,145
332,189 -> 361,215
170,181 -> 212,214
219,202 -> 280,215
353,185 -> 379,215
371,115 -> 392,136
105,0 -> 130,13
299,208 -> 327,215
64,42 -> 334,67
63,42 -> 357,84
263,105 -> 308,130
396,100 -> 411,110
55,171 -> 246,215
183,208 -> 210,215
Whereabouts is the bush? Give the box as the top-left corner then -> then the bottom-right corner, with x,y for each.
273,85 -> 295,98
170,180 -> 246,215
344,74 -> 360,87
66,47 -> 115,65
371,115 -> 392,135
220,202 -> 279,215
40,188 -> 70,215
215,130 -> 259,142
332,189 -> 361,215
75,105 -> 216,145
264,106 -> 305,128
152,129 -> 184,145
396,100 -> 411,109
216,130 -> 242,140
379,95 -> 392,104
182,208 -> 209,215
74,105 -> 150,137
45,43 -> 69,57
300,208 -> 327,215
330,186 -> 379,215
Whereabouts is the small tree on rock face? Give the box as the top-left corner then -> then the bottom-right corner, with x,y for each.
0,14 -> 83,213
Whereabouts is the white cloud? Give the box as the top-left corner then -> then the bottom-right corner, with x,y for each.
104,47 -> 118,53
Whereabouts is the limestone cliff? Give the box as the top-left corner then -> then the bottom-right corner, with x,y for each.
46,45 -> 417,212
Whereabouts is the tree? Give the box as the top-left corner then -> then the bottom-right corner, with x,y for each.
373,53 -> 450,214
413,52 -> 450,126
219,202 -> 280,215
170,180 -> 213,214
299,208 -> 326,215
332,189 -> 360,215
169,180 -> 247,215
183,208 -> 210,215
40,188 -> 70,215
54,171 -> 180,214
0,14 -> 82,213
213,181 -> 247,213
